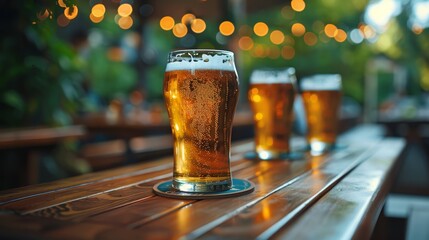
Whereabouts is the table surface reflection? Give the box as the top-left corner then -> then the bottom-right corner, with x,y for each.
0,124 -> 405,239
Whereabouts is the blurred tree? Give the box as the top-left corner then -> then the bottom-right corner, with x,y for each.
0,1 -> 84,127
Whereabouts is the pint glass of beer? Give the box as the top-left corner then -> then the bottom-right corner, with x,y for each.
300,74 -> 342,155
163,49 -> 239,192
248,68 -> 296,160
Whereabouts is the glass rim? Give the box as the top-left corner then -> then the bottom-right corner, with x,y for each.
169,49 -> 234,56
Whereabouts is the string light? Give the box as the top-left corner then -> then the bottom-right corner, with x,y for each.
118,3 -> 133,17
91,4 -> 105,18
64,5 -> 78,20
254,22 -> 269,36
191,19 -> 206,33
160,16 -> 175,31
219,21 -> 235,36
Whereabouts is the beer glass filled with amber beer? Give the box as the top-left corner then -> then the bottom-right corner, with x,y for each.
164,49 -> 239,192
248,68 -> 296,160
300,74 -> 342,155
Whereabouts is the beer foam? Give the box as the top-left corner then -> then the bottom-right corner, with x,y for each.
166,53 -> 236,72
300,74 -> 342,91
250,68 -> 295,84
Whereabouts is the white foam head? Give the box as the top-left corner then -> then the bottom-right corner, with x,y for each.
300,74 -> 342,91
250,68 -> 296,84
165,49 -> 236,72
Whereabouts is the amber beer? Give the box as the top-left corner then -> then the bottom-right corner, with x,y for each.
301,74 -> 342,155
163,50 -> 239,192
248,68 -> 296,160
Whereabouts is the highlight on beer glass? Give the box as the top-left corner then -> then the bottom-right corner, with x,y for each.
163,49 -> 239,192
248,68 -> 296,160
300,74 -> 342,155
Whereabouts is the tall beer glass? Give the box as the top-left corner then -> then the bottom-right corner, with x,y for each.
164,49 -> 239,192
300,74 -> 342,155
248,68 -> 296,160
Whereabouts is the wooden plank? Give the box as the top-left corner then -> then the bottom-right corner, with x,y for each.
84,148 -> 370,239
270,138 -> 405,239
192,146 -> 378,239
0,140 -> 253,206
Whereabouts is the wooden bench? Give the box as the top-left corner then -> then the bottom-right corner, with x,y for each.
80,135 -> 174,171
0,124 -> 405,239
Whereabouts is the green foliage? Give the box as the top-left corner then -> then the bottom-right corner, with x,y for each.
0,1 -> 84,127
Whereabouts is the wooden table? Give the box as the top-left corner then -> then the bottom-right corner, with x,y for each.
0,125 -> 405,239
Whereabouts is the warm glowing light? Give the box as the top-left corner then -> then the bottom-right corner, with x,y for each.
118,3 -> 133,17
304,32 -> 317,46
291,0 -> 306,12
362,24 -> 376,38
291,23 -> 306,36
238,36 -> 254,50
57,14 -> 70,27
37,9 -> 50,20
118,16 -> 133,30
181,13 -> 196,25
334,29 -> 347,42
270,30 -> 285,45
64,5 -> 78,20
191,18 -> 206,33
57,0 -> 66,8
173,23 -> 188,38
90,13 -> 104,23
253,44 -> 266,58
160,16 -> 175,30
281,46 -> 295,59
91,4 -> 106,18
324,24 -> 338,38
219,21 -> 235,36
254,22 -> 269,37
412,25 -> 423,35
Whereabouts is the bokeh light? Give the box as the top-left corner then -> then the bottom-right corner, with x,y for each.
57,14 -> 70,27
270,30 -> 285,45
57,0 -> 66,8
291,23 -> 306,36
90,13 -> 104,23
118,3 -> 133,17
334,29 -> 347,42
182,13 -> 196,25
254,22 -> 269,37
219,21 -> 235,36
281,6 -> 295,19
324,24 -> 338,38
191,18 -> 206,33
37,9 -> 50,20
118,16 -> 133,30
304,32 -> 318,46
291,0 -> 306,12
160,16 -> 175,31
350,29 -> 364,44
64,5 -> 78,20
91,4 -> 106,18
281,46 -> 295,59
173,23 -> 188,38
238,36 -> 254,50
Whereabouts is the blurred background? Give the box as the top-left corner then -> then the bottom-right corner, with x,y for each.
0,0 -> 428,226
0,0 -> 428,238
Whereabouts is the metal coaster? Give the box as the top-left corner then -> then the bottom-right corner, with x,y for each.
244,151 -> 304,161
153,178 -> 254,200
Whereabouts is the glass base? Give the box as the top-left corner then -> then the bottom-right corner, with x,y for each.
254,150 -> 290,160
172,178 -> 232,193
309,141 -> 334,156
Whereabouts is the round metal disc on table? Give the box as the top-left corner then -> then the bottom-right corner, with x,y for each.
153,178 -> 254,200
244,151 -> 304,161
